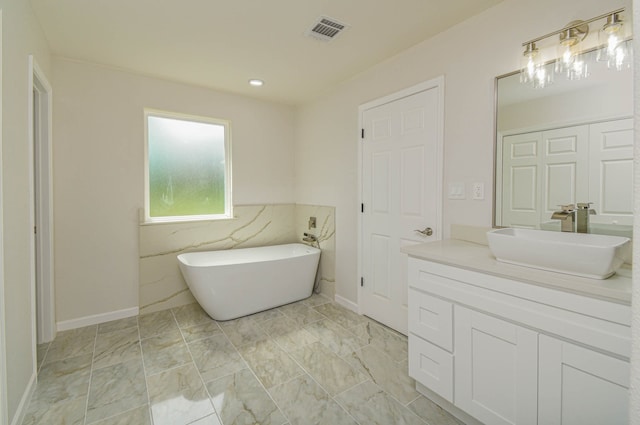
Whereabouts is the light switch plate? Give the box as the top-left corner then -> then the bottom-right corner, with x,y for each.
449,182 -> 466,200
472,182 -> 484,200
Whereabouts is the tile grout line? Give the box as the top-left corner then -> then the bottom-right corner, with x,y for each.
135,316 -> 156,425
173,308 -> 223,425
81,326 -> 99,425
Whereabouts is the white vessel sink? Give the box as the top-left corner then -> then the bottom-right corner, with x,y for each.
487,228 -> 631,279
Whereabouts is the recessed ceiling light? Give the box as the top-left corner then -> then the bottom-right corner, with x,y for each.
249,79 -> 264,87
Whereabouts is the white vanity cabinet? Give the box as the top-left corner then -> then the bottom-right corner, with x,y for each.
407,256 -> 631,425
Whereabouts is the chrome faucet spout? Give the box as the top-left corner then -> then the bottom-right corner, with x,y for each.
551,204 -> 576,232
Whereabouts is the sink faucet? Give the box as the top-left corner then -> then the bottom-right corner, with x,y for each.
551,204 -> 576,232
576,202 -> 596,233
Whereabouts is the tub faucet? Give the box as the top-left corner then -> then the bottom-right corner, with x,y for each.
551,204 -> 576,232
302,233 -> 317,243
576,202 -> 596,233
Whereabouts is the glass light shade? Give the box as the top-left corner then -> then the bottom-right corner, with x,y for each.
597,13 -> 631,70
554,27 -> 589,80
521,43 -> 553,88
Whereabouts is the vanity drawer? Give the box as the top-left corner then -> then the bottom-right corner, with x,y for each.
408,288 -> 453,352
409,334 -> 454,403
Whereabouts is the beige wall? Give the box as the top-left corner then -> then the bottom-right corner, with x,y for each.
294,0 -> 631,303
52,59 -> 297,322
0,0 -> 51,421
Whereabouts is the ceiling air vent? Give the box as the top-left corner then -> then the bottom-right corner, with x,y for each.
306,16 -> 350,42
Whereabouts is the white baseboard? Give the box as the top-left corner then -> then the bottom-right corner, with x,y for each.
334,294 -> 359,313
57,307 -> 139,332
10,372 -> 35,425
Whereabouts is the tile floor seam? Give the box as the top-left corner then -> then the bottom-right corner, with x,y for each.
177,309 -> 223,425
81,326 -> 99,425
137,318 -> 155,425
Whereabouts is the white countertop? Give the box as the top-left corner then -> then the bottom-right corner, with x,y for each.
401,239 -> 632,305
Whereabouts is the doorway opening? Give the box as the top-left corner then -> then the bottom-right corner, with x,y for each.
29,56 -> 55,345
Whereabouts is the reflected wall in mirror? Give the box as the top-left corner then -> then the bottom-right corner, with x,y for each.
495,58 -> 633,237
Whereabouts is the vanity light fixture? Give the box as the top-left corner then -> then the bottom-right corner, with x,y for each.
248,79 -> 264,87
520,8 -> 630,87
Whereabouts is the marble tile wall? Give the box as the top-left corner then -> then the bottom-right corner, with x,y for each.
294,204 -> 336,298
139,203 -> 336,314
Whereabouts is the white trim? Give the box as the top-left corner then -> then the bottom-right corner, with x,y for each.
0,10 -> 8,425
356,77 -> 446,314
56,307 -> 140,332
8,373 -> 35,425
28,55 -> 56,345
334,294 -> 359,313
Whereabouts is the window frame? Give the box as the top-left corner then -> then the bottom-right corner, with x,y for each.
143,108 -> 233,224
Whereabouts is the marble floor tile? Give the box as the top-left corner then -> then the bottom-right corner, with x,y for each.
344,345 -> 419,404
147,363 -> 214,425
408,396 -> 463,425
206,368 -> 286,425
239,339 -> 303,389
350,320 -> 408,362
188,414 -> 223,425
138,309 -> 179,339
93,327 -> 141,370
89,405 -> 151,425
259,316 -> 318,353
45,326 -> 97,363
336,381 -> 425,425
97,316 -> 138,334
180,321 -> 222,343
269,374 -> 357,425
291,342 -> 366,396
141,330 -> 191,376
22,396 -> 86,425
33,354 -> 93,405
277,303 -> 324,325
303,319 -> 366,357
85,358 -> 148,424
220,316 -> 269,348
301,293 -> 331,308
189,334 -> 247,383
22,299 -> 457,425
247,308 -> 285,323
172,303 -> 215,329
313,303 -> 368,329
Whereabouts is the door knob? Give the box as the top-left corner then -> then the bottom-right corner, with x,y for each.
414,227 -> 433,237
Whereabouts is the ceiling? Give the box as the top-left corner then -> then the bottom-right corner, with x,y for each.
30,0 -> 503,105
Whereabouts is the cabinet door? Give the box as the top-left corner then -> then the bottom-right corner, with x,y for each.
455,306 -> 538,425
538,335 -> 629,425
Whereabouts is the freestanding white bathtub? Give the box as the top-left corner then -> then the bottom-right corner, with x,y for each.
177,243 -> 321,321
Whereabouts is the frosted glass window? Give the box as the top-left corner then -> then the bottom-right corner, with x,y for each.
145,111 -> 231,222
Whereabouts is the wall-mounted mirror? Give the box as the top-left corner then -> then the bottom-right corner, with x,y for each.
494,56 -> 633,237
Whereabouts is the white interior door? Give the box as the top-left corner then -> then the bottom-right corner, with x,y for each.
360,79 -> 443,335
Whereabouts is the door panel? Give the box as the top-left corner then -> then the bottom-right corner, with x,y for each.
361,82 -> 443,335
